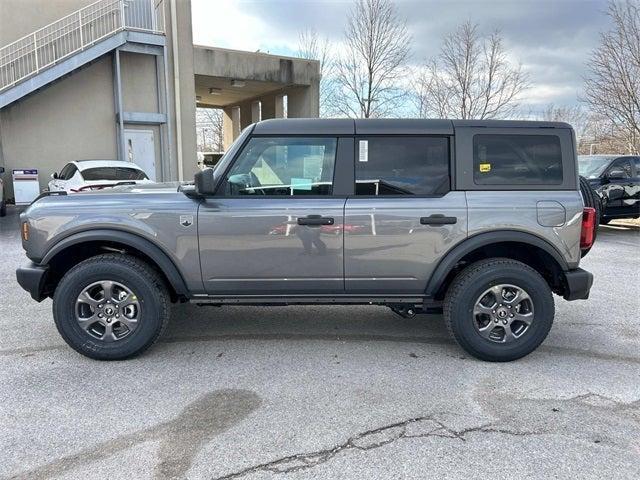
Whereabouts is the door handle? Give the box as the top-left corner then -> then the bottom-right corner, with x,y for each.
420,214 -> 457,225
297,215 -> 334,226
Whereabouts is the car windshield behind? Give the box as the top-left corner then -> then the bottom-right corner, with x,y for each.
81,167 -> 148,181
578,156 -> 612,178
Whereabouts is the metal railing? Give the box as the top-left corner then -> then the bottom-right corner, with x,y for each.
0,0 -> 165,92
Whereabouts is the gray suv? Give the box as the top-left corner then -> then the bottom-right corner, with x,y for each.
16,119 -> 595,362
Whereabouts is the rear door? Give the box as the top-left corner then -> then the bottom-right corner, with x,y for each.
344,134 -> 467,294
198,135 -> 351,295
602,157 -> 635,215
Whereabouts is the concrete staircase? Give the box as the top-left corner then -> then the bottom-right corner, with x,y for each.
0,0 -> 165,109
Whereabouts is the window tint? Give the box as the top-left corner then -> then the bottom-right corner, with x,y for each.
222,137 -> 337,196
355,137 -> 449,195
609,159 -> 633,178
473,135 -> 563,185
633,157 -> 640,174
81,167 -> 148,181
59,164 -> 77,180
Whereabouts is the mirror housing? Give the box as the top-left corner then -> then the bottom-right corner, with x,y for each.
194,168 -> 217,195
0,166 -> 4,174
51,172 -> 58,180
607,169 -> 626,180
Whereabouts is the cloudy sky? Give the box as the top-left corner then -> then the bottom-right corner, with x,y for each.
191,0 -> 612,114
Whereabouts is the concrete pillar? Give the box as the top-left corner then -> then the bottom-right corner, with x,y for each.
222,106 -> 240,151
275,94 -> 285,118
251,100 -> 261,123
239,101 -> 252,130
286,85 -> 319,118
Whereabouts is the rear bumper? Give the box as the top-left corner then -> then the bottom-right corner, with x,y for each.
16,262 -> 48,302
563,268 -> 593,301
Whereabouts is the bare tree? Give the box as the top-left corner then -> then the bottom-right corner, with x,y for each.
331,0 -> 411,118
582,1 -> 640,154
297,29 -> 334,117
538,104 -> 595,153
414,21 -> 528,119
196,108 -> 224,152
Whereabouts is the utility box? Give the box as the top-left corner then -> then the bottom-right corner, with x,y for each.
12,169 -> 40,205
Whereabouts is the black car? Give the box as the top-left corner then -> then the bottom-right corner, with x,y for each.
578,155 -> 640,223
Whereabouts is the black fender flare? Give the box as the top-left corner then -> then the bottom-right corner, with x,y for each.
41,229 -> 189,297
425,230 -> 570,297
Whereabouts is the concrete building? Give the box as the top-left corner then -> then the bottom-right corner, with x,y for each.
0,0 -> 320,201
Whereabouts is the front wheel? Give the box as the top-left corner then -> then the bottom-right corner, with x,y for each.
53,254 -> 170,360
443,258 -> 554,362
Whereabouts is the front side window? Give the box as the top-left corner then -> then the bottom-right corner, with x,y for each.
81,167 -> 148,181
608,159 -> 633,178
222,137 -> 337,196
355,137 -> 449,195
474,134 -> 563,185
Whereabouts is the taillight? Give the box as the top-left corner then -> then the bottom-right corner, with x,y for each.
580,207 -> 596,250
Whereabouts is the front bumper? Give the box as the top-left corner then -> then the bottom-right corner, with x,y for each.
16,262 -> 48,302
563,267 -> 593,301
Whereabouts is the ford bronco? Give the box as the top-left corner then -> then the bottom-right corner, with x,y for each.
16,119 -> 595,361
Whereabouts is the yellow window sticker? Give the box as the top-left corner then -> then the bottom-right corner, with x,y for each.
479,163 -> 491,173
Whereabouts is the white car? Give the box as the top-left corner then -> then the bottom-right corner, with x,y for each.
0,166 -> 5,216
48,160 -> 152,193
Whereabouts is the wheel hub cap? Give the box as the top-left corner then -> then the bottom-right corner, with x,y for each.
75,281 -> 141,342
472,284 -> 534,343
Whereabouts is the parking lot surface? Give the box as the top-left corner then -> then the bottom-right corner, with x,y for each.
1,205 -> 639,480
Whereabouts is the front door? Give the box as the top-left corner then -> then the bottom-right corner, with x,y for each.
344,136 -> 467,294
199,136 -> 346,295
124,129 -> 156,180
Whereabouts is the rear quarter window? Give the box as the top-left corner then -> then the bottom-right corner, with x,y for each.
473,134 -> 563,186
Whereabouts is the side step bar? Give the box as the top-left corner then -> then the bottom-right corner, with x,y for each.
190,294 -> 442,310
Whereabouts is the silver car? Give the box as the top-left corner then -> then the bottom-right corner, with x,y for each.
16,119 -> 595,361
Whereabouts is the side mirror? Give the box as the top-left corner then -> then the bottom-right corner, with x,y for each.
607,169 -> 626,180
51,172 -> 58,180
194,168 -> 216,195
0,166 -> 4,174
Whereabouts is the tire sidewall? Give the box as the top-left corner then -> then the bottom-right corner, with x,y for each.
53,259 -> 165,360
449,264 -> 554,361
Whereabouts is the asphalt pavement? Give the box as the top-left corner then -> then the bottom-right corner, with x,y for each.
1,205 -> 639,480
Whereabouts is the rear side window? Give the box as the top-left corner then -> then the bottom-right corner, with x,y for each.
81,167 -> 148,181
473,135 -> 563,185
355,137 -> 449,195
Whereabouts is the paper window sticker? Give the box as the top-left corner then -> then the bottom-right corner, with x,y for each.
291,177 -> 312,191
359,140 -> 369,162
479,163 -> 491,173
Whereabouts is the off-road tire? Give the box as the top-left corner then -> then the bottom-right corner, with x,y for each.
443,258 -> 554,362
53,253 -> 170,360
0,200 -> 6,217
579,175 -> 601,257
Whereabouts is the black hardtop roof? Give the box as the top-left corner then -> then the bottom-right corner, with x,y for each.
252,118 -> 573,135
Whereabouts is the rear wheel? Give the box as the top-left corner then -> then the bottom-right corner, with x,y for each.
53,254 -> 170,360
443,258 -> 554,362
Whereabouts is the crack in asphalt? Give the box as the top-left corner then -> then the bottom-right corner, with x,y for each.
210,414 -> 539,479
212,392 -> 640,480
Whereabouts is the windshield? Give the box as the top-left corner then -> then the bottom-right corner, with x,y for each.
578,156 -> 612,178
81,167 -> 148,181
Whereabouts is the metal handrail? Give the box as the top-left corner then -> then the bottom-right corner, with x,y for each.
0,0 -> 164,92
